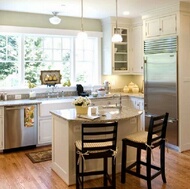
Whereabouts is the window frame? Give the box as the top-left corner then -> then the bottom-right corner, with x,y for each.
0,26 -> 102,91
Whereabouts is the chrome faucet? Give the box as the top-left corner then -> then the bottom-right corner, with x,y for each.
112,93 -> 122,110
47,86 -> 59,98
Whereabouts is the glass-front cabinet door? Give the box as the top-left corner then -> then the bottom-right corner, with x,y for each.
112,27 -> 129,73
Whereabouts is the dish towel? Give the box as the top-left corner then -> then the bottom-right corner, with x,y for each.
24,106 -> 35,127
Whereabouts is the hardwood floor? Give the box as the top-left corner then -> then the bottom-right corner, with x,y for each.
1,145 -> 190,189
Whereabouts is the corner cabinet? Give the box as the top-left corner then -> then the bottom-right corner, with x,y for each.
144,14 -> 177,39
0,107 -> 4,150
112,27 -> 129,73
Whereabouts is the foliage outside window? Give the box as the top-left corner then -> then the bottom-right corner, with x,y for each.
0,33 -> 99,88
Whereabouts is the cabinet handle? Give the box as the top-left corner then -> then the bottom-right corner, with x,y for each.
159,28 -> 162,31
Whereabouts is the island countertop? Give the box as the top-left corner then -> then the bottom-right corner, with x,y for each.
50,106 -> 143,122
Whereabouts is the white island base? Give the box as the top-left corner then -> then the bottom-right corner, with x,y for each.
50,107 -> 142,186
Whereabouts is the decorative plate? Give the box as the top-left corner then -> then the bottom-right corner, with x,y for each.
40,70 -> 61,85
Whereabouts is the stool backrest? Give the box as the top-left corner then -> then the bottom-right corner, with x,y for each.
147,112 -> 169,146
81,121 -> 118,153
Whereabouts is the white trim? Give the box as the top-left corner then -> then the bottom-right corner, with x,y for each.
0,25 -> 103,38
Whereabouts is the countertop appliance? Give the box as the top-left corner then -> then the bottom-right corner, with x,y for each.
144,36 -> 178,149
4,105 -> 38,151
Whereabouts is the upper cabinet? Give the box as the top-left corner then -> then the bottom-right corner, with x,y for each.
143,14 -> 177,39
102,17 -> 143,75
112,27 -> 129,73
130,25 -> 143,74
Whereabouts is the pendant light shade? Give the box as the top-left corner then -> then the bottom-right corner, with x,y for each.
49,12 -> 61,25
112,33 -> 122,42
112,0 -> 122,42
77,0 -> 88,40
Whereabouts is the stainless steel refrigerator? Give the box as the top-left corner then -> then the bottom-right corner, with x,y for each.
144,36 -> 178,149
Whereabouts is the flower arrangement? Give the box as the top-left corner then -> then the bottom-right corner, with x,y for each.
72,96 -> 91,107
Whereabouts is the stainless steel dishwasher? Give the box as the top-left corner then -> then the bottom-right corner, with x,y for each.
4,104 -> 38,150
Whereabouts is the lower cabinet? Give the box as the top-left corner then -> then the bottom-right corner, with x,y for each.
129,96 -> 145,130
38,101 -> 73,145
0,107 -> 4,150
38,118 -> 52,145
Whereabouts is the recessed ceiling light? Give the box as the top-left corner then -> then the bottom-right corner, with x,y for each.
123,11 -> 130,16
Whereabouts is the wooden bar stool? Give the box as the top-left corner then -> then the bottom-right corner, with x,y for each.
121,113 -> 169,189
75,121 -> 118,189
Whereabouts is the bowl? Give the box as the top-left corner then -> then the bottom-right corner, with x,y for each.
98,90 -> 106,96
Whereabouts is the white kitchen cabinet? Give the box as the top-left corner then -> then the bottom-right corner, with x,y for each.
38,118 -> 52,144
38,100 -> 73,145
112,27 -> 129,73
130,25 -> 143,74
129,97 -> 144,130
0,107 -> 4,150
102,17 -> 131,75
144,14 -> 177,38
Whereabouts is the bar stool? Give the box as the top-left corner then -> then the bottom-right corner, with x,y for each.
75,121 -> 118,189
121,113 -> 169,189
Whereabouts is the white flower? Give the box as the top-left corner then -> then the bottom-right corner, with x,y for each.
72,96 -> 91,107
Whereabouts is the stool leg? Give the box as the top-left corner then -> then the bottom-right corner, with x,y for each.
136,148 -> 141,174
112,156 -> 116,188
161,143 -> 166,183
82,157 -> 84,189
121,140 -> 126,183
146,148 -> 152,189
76,148 -> 79,189
104,157 -> 108,186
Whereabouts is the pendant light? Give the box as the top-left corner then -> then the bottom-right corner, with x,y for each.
112,0 -> 122,42
49,12 -> 61,25
77,0 -> 88,40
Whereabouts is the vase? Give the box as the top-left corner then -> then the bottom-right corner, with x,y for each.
75,106 -> 88,115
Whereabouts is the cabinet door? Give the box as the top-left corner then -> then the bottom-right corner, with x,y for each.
145,18 -> 160,38
112,27 -> 129,74
160,15 -> 177,36
129,97 -> 145,130
0,117 -> 3,150
130,26 -> 143,74
38,118 -> 52,144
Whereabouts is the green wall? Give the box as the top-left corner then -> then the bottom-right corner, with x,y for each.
0,11 -> 102,32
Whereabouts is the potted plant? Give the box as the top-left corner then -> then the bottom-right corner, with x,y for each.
72,96 -> 91,115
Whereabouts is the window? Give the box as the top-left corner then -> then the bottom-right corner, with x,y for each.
0,30 -> 101,88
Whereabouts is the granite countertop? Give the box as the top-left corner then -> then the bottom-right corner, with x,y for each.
50,106 -> 143,122
0,93 -> 144,107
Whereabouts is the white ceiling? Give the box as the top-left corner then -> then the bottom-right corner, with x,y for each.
1,0 -> 190,19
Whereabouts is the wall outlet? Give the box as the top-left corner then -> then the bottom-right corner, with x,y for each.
15,94 -> 21,99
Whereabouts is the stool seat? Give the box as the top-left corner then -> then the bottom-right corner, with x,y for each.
121,113 -> 169,189
125,131 -> 159,143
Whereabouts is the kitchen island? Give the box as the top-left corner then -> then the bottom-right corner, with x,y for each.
50,106 -> 142,186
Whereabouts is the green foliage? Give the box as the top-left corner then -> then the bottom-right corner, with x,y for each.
0,62 -> 17,80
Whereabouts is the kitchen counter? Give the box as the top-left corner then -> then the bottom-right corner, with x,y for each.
50,106 -> 142,185
0,92 -> 144,107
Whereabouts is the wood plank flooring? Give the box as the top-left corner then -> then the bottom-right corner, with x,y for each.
0,145 -> 190,189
